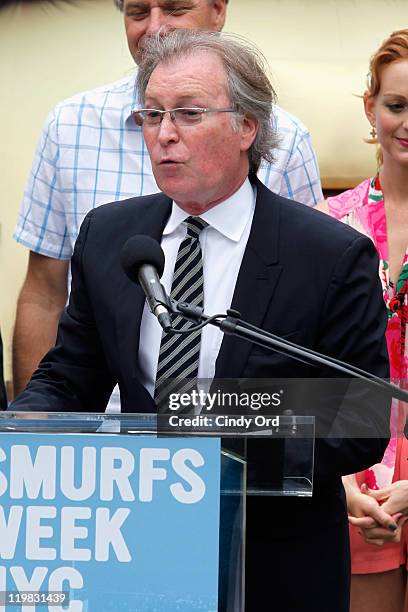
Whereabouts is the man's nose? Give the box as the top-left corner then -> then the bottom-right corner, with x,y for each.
157,113 -> 180,145
145,8 -> 172,36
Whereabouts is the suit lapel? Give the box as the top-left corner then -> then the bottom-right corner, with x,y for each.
116,193 -> 172,379
215,179 -> 283,378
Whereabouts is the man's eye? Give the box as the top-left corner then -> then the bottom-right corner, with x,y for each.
126,9 -> 149,19
146,111 -> 161,119
165,5 -> 190,15
179,109 -> 201,117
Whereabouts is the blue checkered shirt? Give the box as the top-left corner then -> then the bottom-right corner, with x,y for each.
14,73 -> 322,259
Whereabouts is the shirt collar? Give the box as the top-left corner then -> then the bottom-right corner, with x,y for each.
163,178 -> 256,242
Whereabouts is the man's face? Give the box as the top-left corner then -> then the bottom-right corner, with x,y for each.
123,0 -> 227,64
142,52 -> 257,214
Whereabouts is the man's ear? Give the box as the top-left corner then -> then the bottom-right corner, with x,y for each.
363,91 -> 376,128
210,0 -> 228,32
239,115 -> 258,153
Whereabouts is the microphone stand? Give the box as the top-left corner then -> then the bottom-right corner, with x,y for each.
166,298 -> 408,405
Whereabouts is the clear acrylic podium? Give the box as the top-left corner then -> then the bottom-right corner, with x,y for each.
0,412 -> 314,612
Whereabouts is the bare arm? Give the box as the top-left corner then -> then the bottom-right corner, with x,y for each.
12,252 -> 69,396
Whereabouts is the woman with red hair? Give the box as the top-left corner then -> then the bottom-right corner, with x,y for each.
318,29 -> 408,612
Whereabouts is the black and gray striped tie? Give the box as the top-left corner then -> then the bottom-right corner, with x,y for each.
155,216 -> 208,408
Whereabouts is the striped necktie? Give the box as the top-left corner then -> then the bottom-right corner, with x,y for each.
155,216 -> 208,408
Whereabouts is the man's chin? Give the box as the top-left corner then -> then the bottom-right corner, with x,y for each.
155,182 -> 202,211
155,173 -> 188,197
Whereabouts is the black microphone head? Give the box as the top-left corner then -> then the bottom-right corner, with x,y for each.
120,235 -> 165,284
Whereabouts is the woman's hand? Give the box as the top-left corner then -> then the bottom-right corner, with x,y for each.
362,481 -> 408,516
343,474 -> 399,546
354,515 -> 405,547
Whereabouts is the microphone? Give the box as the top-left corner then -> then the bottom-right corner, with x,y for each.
120,235 -> 173,332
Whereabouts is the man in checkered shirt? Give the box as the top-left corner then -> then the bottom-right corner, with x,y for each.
13,0 -> 323,409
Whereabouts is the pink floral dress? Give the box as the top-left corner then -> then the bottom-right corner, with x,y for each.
328,176 -> 408,488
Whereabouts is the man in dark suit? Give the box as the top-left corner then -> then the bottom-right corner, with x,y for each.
12,30 -> 391,611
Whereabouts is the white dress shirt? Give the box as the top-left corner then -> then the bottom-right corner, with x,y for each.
138,178 -> 256,397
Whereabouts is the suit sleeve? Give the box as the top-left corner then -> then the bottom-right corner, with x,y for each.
10,212 -> 116,412
315,233 -> 391,478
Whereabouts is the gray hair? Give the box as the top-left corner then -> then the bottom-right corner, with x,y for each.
137,29 -> 277,173
114,0 -> 227,12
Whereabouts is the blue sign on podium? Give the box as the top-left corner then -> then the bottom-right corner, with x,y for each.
0,433 -> 221,611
